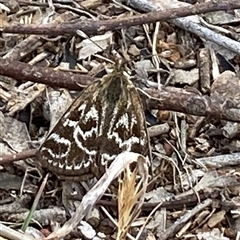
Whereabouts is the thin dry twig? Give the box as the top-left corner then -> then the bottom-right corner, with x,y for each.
0,149 -> 37,164
160,198 -> 213,240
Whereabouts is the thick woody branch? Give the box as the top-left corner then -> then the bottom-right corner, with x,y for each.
3,1 -> 240,36
146,88 -> 240,123
0,58 -> 239,123
0,58 -> 95,89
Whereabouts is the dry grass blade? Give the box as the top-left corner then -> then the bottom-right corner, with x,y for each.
21,173 -> 49,232
117,156 -> 149,240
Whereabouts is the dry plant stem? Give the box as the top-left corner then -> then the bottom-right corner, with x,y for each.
45,152 -> 149,240
0,58 -> 95,90
152,22 -> 161,86
0,149 -> 37,164
54,3 -> 97,19
0,223 -> 33,240
180,119 -> 187,154
117,159 -> 148,240
173,113 -> 185,159
3,1 -> 240,37
21,174 -> 49,232
161,199 -> 212,240
188,117 -> 205,139
145,88 -> 240,123
100,206 -> 137,240
19,1 -> 48,7
136,201 -> 164,240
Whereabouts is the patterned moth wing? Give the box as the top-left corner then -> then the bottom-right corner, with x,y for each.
37,69 -> 150,181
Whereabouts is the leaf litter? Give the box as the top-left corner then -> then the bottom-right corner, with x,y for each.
1,0 -> 240,240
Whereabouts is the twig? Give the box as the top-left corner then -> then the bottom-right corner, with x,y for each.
197,152 -> 240,167
0,149 -> 37,164
129,0 -> 240,54
74,189 -> 221,211
0,58 -> 95,90
161,198 -> 212,240
3,1 -> 240,38
143,87 -> 240,123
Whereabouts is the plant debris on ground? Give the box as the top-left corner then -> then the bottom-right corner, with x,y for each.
1,0 -> 240,240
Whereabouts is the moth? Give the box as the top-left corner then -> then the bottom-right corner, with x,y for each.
37,68 -> 151,181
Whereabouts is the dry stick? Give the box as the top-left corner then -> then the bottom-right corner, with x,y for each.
130,0 -> 240,54
197,152 -> 240,167
144,88 -> 240,123
171,17 -> 240,54
0,149 -> 37,164
161,199 -> 212,240
3,1 -> 240,37
0,58 -> 95,90
0,57 -> 240,123
96,190 -> 221,211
